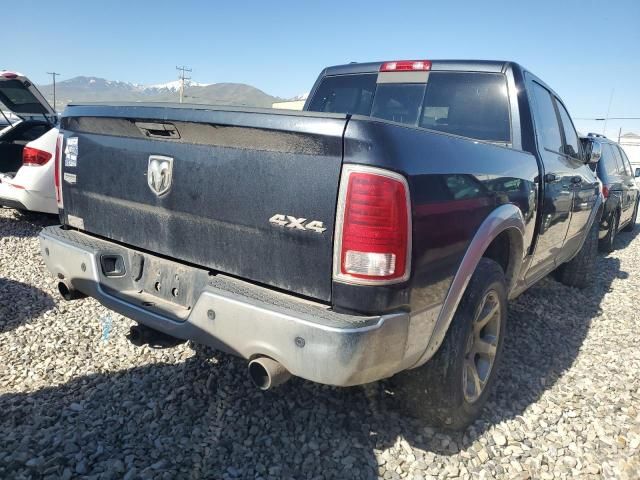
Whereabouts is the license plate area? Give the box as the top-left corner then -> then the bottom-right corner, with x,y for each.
137,254 -> 207,310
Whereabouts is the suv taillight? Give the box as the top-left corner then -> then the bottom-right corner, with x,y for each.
333,165 -> 411,285
22,146 -> 52,166
54,133 -> 63,209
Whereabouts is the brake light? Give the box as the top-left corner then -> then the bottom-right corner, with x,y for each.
22,146 -> 52,166
333,165 -> 411,284
602,185 -> 609,199
380,60 -> 432,72
1,71 -> 18,79
54,133 -> 63,208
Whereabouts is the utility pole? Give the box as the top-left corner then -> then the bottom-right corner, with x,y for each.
46,72 -> 61,112
176,66 -> 192,103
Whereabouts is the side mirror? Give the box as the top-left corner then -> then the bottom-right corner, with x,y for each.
635,167 -> 640,178
587,140 -> 602,164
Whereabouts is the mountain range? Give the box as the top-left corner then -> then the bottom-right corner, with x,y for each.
36,76 -> 289,110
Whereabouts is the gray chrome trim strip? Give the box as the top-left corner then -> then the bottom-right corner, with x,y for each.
412,204 -> 526,368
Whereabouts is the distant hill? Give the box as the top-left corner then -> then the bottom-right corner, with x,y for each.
36,76 -> 283,111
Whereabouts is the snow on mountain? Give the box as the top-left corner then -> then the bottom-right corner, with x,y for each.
143,79 -> 211,91
292,92 -> 309,101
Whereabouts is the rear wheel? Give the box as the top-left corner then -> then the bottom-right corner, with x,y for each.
556,219 -> 598,289
392,258 -> 507,430
599,210 -> 619,253
622,200 -> 638,232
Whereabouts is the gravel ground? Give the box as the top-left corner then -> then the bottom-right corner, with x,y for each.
1,206 -> 639,480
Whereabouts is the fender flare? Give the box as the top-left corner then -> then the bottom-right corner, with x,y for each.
411,203 -> 526,368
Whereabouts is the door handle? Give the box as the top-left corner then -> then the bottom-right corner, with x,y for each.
545,173 -> 559,183
571,176 -> 583,184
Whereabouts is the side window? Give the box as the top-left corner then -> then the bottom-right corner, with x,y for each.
555,100 -> 581,159
531,82 -> 563,153
617,146 -> 633,176
610,145 -> 626,174
601,144 -> 620,175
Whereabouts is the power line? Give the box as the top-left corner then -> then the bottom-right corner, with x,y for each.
575,117 -> 640,120
176,66 -> 192,104
46,72 -> 61,112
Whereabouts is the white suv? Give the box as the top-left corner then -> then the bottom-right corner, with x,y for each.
0,71 -> 58,214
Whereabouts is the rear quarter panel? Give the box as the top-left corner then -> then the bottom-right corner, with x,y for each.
338,119 -> 539,314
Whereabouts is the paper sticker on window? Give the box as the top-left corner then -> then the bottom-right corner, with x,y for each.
65,137 -> 78,167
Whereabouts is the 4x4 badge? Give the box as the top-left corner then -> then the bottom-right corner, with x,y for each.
269,214 -> 326,233
147,155 -> 173,196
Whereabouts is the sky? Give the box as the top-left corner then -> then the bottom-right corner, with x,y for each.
4,0 -> 640,136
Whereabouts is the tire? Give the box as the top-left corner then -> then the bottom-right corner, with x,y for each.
599,209 -> 619,253
556,219 -> 598,288
622,200 -> 638,232
392,258 -> 507,430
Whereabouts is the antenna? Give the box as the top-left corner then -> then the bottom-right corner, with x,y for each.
176,66 -> 192,103
603,89 -> 614,136
46,71 -> 61,112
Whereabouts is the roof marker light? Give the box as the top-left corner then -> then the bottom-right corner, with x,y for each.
380,60 -> 432,72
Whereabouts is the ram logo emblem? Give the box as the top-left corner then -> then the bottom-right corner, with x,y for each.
269,214 -> 326,233
147,155 -> 173,196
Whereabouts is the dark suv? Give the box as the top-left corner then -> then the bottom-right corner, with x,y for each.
582,133 -> 639,252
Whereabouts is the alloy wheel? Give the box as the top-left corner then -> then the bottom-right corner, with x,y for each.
462,290 -> 501,403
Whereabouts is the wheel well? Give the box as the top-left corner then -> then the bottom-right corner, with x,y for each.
482,229 -> 522,291
483,231 -> 510,274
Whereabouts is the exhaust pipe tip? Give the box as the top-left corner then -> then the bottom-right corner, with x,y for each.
57,282 -> 86,301
248,357 -> 291,390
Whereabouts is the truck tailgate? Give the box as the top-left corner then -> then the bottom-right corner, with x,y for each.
60,105 -> 347,301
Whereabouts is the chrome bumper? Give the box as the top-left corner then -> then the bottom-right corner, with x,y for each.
39,226 -> 438,386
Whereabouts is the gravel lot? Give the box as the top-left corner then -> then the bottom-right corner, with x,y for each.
1,207 -> 639,480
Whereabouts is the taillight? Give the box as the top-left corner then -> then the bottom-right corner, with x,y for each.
22,146 -> 52,166
333,165 -> 411,285
602,185 -> 609,199
54,133 -> 63,209
380,60 -> 432,72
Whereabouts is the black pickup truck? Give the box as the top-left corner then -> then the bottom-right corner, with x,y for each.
39,60 -> 602,429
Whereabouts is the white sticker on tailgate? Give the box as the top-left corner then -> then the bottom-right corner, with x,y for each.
63,172 -> 77,184
67,214 -> 84,229
65,137 -> 78,167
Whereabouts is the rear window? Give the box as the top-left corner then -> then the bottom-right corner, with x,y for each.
0,80 -> 48,114
418,73 -> 510,143
307,71 -> 511,143
307,74 -> 376,116
371,84 -> 424,125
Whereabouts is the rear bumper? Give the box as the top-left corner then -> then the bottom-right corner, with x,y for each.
39,226 -> 438,386
0,179 -> 57,214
